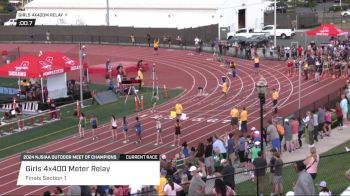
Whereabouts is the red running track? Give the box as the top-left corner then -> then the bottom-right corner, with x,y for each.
0,44 -> 346,195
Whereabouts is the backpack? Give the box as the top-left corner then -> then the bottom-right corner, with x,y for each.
276,124 -> 285,136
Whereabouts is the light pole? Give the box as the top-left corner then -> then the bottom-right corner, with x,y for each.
79,44 -> 86,108
256,77 -> 267,152
106,0 -> 110,26
274,0 -> 277,47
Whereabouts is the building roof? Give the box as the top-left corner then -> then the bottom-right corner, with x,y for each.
25,0 -> 225,9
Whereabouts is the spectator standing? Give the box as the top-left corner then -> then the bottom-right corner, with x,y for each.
268,148 -> 277,194
272,152 -> 284,196
267,120 -> 280,151
304,147 -> 320,180
212,178 -> 235,196
318,107 -> 326,139
340,94 -> 348,124
213,134 -> 227,159
335,102 -> 344,130
253,151 -> 267,195
213,147 -> 224,172
188,166 -> 206,195
156,169 -> 168,196
45,31 -> 50,44
284,119 -> 293,152
134,116 -> 142,144
313,110 -> 319,142
90,115 -> 98,141
293,161 -> 315,195
221,159 -> 235,190
325,108 -> 332,136
204,137 -> 214,171
290,117 -> 299,150
164,177 -> 183,196
318,181 -> 332,196
304,111 -> 315,147
226,133 -> 236,167
238,134 -> 247,168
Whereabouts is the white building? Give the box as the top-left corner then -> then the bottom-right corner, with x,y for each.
18,0 -> 264,31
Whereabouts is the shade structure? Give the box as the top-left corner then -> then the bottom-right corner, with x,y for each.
0,56 -> 65,78
306,24 -> 348,36
41,51 -> 87,71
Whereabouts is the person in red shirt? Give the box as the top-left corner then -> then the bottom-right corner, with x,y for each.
297,46 -> 303,57
287,58 -> 293,77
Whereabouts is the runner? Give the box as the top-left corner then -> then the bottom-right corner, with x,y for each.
153,38 -> 159,55
240,107 -> 248,133
90,115 -> 98,141
78,113 -> 86,138
230,60 -> 237,78
287,58 -> 293,77
154,115 -> 163,145
230,106 -> 239,132
272,88 -> 279,114
151,92 -> 159,113
122,116 -> 129,143
254,52 -> 260,75
219,76 -> 228,98
134,116 -> 142,144
136,67 -> 144,89
111,115 -> 118,141
172,119 -> 181,147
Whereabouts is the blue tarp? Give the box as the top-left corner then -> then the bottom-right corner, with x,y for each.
0,87 -> 18,95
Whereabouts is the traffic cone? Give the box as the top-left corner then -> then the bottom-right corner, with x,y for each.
134,95 -> 139,112
163,84 -> 168,98
140,94 -> 144,110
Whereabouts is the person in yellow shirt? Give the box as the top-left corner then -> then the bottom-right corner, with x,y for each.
230,107 -> 239,131
254,52 -> 260,75
240,107 -> 248,133
155,169 -> 168,196
219,77 -> 228,98
154,38 -> 159,55
136,68 -> 144,88
272,88 -> 279,114
175,103 -> 183,119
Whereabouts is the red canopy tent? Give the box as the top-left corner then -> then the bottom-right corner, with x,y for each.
0,56 -> 66,102
306,24 -> 348,36
40,51 -> 87,71
0,56 -> 65,78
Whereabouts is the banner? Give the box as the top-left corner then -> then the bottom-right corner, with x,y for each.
17,153 -> 160,185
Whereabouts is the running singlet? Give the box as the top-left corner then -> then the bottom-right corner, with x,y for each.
254,57 -> 259,64
272,91 -> 279,100
222,82 -> 228,93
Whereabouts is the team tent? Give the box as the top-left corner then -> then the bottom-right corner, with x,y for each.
40,51 -> 87,71
0,55 -> 67,102
306,24 -> 348,37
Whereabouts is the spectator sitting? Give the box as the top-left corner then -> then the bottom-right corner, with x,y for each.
318,181 -> 332,196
